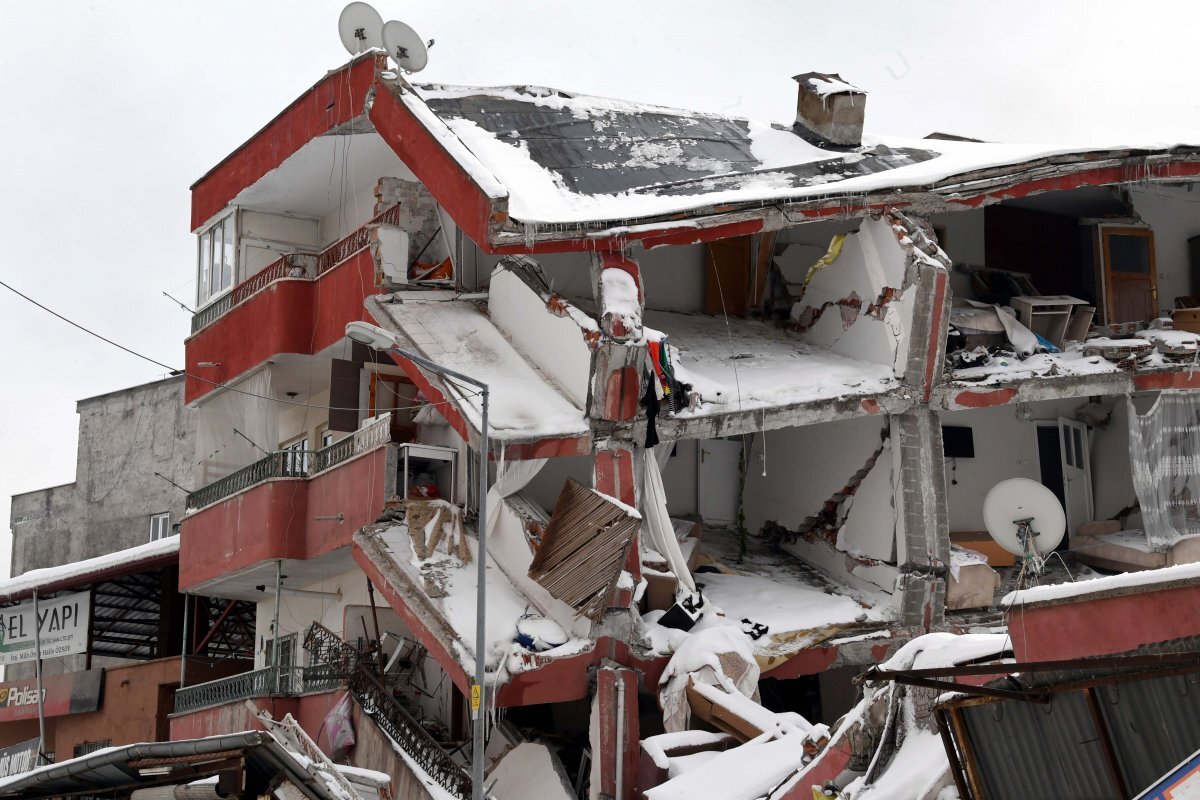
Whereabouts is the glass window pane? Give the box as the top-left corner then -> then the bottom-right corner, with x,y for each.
1073,428 -> 1084,469
220,216 -> 235,290
197,231 -> 211,303
1109,233 -> 1151,274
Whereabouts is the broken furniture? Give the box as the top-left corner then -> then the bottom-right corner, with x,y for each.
1173,306 -> 1200,334
398,442 -> 458,501
949,532 -> 1015,568
1010,295 -> 1089,349
1073,520 -> 1200,572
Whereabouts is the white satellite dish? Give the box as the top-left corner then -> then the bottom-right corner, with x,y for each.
338,2 -> 384,55
983,477 -> 1066,565
382,20 -> 429,73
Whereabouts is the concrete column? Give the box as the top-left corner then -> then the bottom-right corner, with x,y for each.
594,440 -> 641,608
589,663 -> 640,800
893,408 -> 950,629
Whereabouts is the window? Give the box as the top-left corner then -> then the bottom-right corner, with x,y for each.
150,512 -> 171,542
73,740 -> 110,758
197,213 -> 236,306
319,427 -> 336,449
280,436 -> 310,477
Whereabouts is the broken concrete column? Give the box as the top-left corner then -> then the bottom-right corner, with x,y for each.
588,249 -> 647,424
893,408 -> 950,629
589,663 -> 640,800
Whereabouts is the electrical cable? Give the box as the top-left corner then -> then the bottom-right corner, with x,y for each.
0,277 -> 481,413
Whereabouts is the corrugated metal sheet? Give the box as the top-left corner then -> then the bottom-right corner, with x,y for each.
528,479 -> 638,621
949,663 -> 1200,799
1097,673 -> 1200,792
961,691 -> 1119,800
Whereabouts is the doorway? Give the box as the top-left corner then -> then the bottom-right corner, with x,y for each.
1036,419 -> 1094,546
697,439 -> 742,527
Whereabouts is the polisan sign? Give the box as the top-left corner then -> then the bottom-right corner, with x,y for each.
0,670 -> 103,723
0,591 -> 90,666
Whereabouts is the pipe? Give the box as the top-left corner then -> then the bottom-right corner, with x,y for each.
615,675 -> 626,800
32,588 -> 46,765
472,386 -> 489,800
271,559 -> 282,692
179,593 -> 190,688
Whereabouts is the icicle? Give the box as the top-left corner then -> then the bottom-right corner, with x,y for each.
760,409 -> 768,477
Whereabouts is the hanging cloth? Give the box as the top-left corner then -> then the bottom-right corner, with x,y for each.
642,443 -> 697,596
1127,391 -> 1200,550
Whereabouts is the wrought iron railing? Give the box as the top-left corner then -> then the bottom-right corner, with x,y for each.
190,204 -> 399,334
349,664 -> 472,799
191,293 -> 233,332
173,665 -> 341,713
188,415 -> 392,510
303,621 -> 366,678
186,450 -> 310,510
312,436 -> 356,475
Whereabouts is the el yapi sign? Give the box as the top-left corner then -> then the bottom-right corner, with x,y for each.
0,591 -> 90,666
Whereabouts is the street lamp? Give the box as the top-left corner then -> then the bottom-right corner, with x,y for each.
345,321 -> 490,800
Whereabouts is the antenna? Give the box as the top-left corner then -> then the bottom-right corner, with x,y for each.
382,20 -> 429,73
338,2 -> 384,55
983,477 -> 1066,585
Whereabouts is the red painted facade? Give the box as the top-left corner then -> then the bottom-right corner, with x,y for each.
1005,580 -> 1200,662
185,251 -> 376,405
179,447 -> 389,591
190,55 -> 382,231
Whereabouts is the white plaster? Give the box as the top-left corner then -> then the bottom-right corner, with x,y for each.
488,267 -> 593,408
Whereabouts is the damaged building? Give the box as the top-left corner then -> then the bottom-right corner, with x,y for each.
10,46 -> 1200,800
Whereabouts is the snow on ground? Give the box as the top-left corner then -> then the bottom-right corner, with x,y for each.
879,632 -> 1011,671
0,536 -> 179,598
645,726 -> 813,800
645,310 -> 896,417
367,294 -> 589,442
844,730 -> 951,800
1002,560 -> 1200,607
951,347 -> 1121,385
376,523 -> 592,673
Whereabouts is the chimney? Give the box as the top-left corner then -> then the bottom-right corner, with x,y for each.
792,72 -> 866,148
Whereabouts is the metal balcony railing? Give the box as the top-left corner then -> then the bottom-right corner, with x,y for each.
303,621 -> 366,678
173,664 -> 342,713
349,664 -> 472,799
190,205 -> 400,335
186,414 -> 393,511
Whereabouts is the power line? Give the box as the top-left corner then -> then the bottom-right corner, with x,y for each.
0,277 -> 479,413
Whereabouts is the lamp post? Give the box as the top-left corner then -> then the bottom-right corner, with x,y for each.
346,321 -> 490,800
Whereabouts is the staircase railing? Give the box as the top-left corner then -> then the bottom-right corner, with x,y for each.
349,663 -> 472,800
303,621 -> 365,678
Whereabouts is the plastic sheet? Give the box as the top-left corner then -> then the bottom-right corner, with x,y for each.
1128,391 -> 1200,550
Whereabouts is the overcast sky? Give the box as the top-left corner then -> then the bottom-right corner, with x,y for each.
1,0 -> 1198,579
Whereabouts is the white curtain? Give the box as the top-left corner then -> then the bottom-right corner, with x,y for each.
194,369 -> 279,486
484,457 -> 548,536
643,443 -> 697,595
1128,392 -> 1200,550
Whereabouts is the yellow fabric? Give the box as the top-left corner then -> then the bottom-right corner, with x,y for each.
803,234 -> 847,285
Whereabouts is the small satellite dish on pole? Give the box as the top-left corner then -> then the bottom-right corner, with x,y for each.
338,2 -> 384,55
983,477 -> 1066,584
382,20 -> 429,73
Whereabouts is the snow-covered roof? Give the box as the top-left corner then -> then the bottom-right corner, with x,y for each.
1002,560 -> 1200,608
366,292 -> 590,445
399,81 -> 1199,229
0,536 -> 180,603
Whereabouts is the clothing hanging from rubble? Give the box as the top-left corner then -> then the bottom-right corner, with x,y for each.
643,443 -> 697,596
1128,391 -> 1200,549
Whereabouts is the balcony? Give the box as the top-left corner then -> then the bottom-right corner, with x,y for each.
186,413 -> 393,511
173,664 -> 342,713
184,205 -> 400,405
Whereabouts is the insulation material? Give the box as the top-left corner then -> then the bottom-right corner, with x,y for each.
194,368 -> 279,485
528,479 -> 640,620
1128,391 -> 1200,550
405,499 -> 471,563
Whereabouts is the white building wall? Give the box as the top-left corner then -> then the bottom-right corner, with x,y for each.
1130,185 -> 1200,311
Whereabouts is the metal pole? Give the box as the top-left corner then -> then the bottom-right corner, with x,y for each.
179,593 -> 190,688
271,560 -> 282,693
472,388 -> 489,800
32,589 -> 46,764
373,340 -> 490,799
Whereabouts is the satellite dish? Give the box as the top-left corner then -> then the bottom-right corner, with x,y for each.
983,478 -> 1066,559
338,2 -> 384,55
382,20 -> 429,73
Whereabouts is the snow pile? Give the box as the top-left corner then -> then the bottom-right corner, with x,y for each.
1002,560 -> 1200,607
487,742 -> 575,800
0,536 -> 179,599
658,623 -> 760,732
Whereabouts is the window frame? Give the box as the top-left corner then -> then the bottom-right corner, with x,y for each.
149,512 -> 171,542
196,210 -> 238,309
